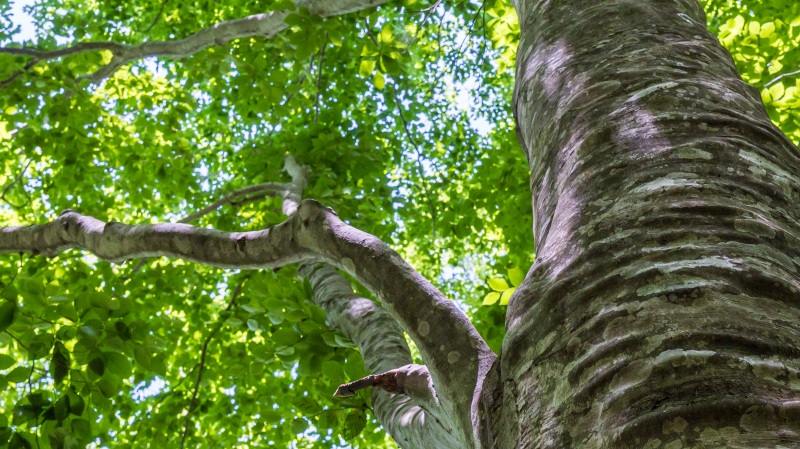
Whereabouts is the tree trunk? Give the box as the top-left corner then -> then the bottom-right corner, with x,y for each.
486,0 -> 800,447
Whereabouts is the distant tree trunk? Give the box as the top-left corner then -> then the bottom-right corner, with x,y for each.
485,0 -> 800,447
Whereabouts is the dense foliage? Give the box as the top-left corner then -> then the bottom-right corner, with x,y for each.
0,0 -> 798,447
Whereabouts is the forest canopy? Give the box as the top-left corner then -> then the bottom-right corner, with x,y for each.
0,0 -> 799,447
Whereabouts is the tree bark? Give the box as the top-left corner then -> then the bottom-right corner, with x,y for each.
301,264 -> 461,448
488,0 -> 800,447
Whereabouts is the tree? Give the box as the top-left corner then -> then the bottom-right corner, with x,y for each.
1,0 -> 800,447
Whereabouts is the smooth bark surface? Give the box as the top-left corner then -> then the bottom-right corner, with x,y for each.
301,264 -> 459,449
489,0 -> 800,447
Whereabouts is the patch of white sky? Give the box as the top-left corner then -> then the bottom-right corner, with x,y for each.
8,0 -> 37,42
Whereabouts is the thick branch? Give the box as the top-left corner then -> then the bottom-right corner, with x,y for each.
0,199 -> 493,442
282,155 -> 308,216
300,263 -> 458,448
285,160 -> 457,447
292,202 -> 495,422
0,209 -> 310,268
0,0 -> 391,86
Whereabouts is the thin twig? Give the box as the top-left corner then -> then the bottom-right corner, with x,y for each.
448,0 -> 486,65
229,193 -> 272,208
180,277 -> 248,449
0,59 -> 39,89
401,0 -> 444,54
180,183 -> 287,223
0,253 -> 25,298
1,158 -> 33,209
363,19 -> 379,47
314,38 -> 327,125
128,364 -> 197,446
765,68 -> 800,88
391,86 -> 438,231
1,0 -> 394,90
0,42 -> 127,59
140,0 -> 171,34
4,331 -> 30,350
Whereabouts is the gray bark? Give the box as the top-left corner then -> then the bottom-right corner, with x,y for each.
483,0 -> 800,447
289,162 -> 461,448
301,264 -> 460,448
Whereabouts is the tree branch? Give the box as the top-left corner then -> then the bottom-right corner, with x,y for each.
0,0 -> 393,87
334,364 -> 438,405
126,156 -> 303,276
1,152 -> 492,443
281,154 -> 308,216
181,277 -> 247,448
180,182 -> 288,224
300,263 -> 458,448
0,199 -> 493,434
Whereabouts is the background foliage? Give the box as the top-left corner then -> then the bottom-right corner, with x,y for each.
0,0 -> 798,447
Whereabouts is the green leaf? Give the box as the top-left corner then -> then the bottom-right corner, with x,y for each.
290,417 -> 309,434
487,278 -> 509,292
104,351 -> 131,378
359,59 -> 376,77
71,419 -> 90,440
96,377 -> 118,398
334,334 -> 356,348
133,346 -> 152,370
8,432 -> 32,449
343,411 -> 365,440
748,21 -> 760,36
114,321 -> 131,340
360,44 -> 378,57
499,287 -> 516,306
507,267 -> 525,287
293,397 -> 320,414
6,366 -> 29,383
760,21 -> 776,38
380,25 -> 393,43
88,353 -> 105,376
51,395 -> 69,422
0,354 -> 15,369
344,353 -> 365,379
47,427 -> 71,449
0,301 -> 17,332
51,343 -> 70,383
68,391 -> 85,416
321,360 -> 343,381
374,71 -> 385,90
317,409 -> 342,430
283,13 -> 303,26
241,304 -> 266,315
77,321 -> 102,344
88,292 -> 110,310
482,291 -> 501,305
271,328 -> 300,346
770,82 -> 785,100
246,319 -> 260,331
28,332 -> 54,360
64,436 -> 80,449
